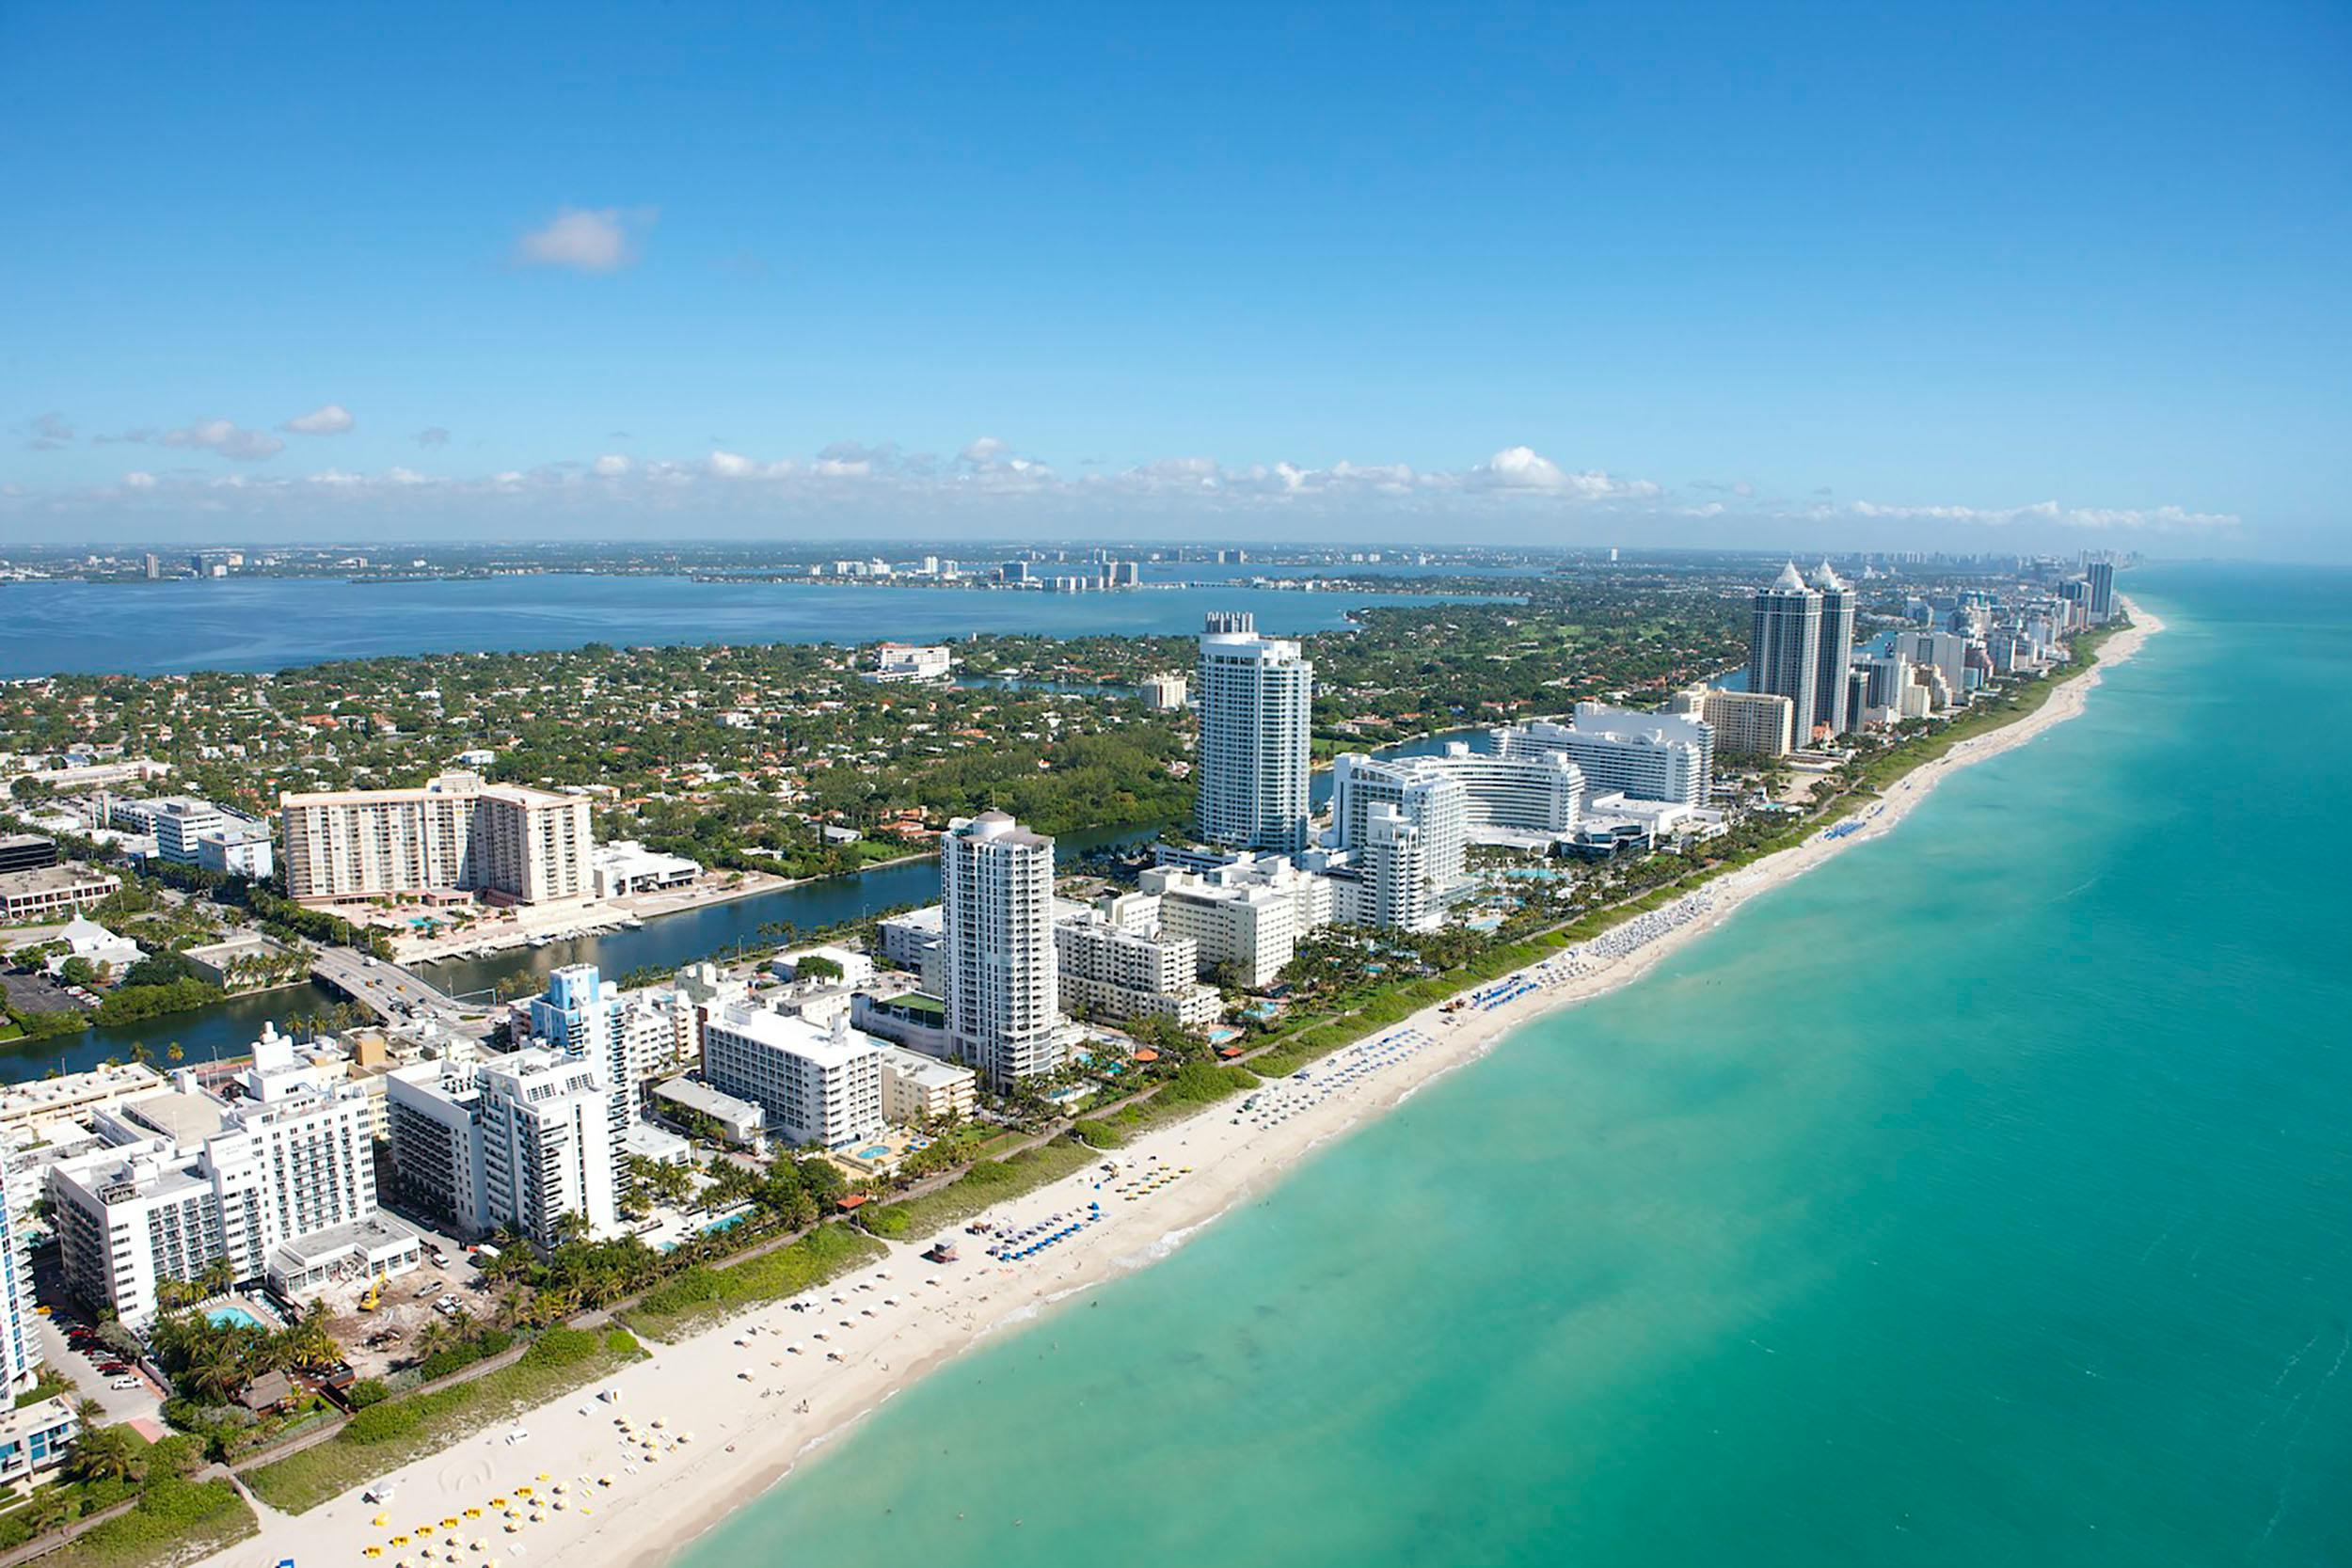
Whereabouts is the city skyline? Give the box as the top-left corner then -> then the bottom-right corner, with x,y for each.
5,5 -> 2345,559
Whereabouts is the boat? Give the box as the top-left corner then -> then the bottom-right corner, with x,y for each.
620,916 -> 644,929
528,934 -> 553,948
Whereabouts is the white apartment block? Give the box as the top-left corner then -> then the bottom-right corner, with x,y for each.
1497,704 -> 1713,808
877,1046 -> 977,1124
1350,801 -> 1446,931
1139,673 -> 1187,710
866,642 -> 954,682
1195,612 -> 1314,853
50,1033 -> 388,1325
279,770 -> 592,907
387,1049 -> 619,1248
1138,853 -> 1332,990
108,795 -> 231,866
1897,630 -> 1973,710
0,1145 -> 40,1392
941,812 -> 1065,1088
1054,910 -> 1221,1029
196,821 -> 276,879
1328,754 -> 1470,886
701,1002 -> 886,1149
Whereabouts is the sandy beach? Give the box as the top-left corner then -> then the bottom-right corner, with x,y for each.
203,603 -> 2160,1568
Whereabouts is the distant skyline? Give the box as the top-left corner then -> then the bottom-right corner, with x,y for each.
4,4 -> 2345,559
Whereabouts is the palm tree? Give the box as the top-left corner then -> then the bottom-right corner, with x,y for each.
68,1425 -> 147,1485
166,1042 -> 184,1064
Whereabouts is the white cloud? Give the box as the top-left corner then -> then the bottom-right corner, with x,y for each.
1851,499 -> 2240,532
1465,445 -> 1660,499
514,206 -> 656,272
11,440 -> 2235,548
280,403 -> 355,435
707,449 -> 759,479
121,419 -> 285,461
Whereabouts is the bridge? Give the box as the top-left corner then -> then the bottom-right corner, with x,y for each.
309,948 -> 478,1022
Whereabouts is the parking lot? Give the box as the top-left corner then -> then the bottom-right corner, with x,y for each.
37,1311 -> 161,1425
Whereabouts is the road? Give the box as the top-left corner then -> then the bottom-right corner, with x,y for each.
309,948 -> 465,1022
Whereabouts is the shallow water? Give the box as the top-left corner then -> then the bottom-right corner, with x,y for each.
681,563 -> 2352,1566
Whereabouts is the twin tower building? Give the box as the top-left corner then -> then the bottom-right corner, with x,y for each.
1748,561 -> 1861,743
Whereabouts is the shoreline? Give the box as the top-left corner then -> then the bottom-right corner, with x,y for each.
200,602 -> 2162,1568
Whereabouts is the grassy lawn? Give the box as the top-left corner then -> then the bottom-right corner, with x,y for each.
244,1327 -> 644,1514
863,1135 -> 1104,1241
40,1477 -> 255,1568
617,1224 -> 887,1343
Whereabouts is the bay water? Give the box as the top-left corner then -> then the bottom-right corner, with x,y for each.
678,563 -> 2352,1565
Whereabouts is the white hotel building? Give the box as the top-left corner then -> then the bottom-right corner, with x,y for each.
941,812 -> 1065,1088
1496,704 -> 1714,808
387,1048 -> 619,1248
1195,612 -> 1314,854
702,1002 -> 887,1149
50,1030 -> 405,1325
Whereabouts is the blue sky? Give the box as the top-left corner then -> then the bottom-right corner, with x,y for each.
4,2 -> 2346,557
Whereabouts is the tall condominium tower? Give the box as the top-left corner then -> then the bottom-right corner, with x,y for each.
1748,562 -> 1822,744
942,811 -> 1064,1089
1195,612 -> 1313,853
0,1144 -> 40,1391
2087,560 -> 2116,621
1809,560 -> 1859,736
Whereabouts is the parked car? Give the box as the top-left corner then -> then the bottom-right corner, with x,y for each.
108,1376 -> 142,1390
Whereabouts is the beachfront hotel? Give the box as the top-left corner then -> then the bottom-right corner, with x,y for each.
941,811 -> 1066,1089
1667,687 -> 1796,759
278,770 -> 592,907
386,1048 -> 619,1248
1195,611 -> 1315,853
48,1030 -> 406,1326
1053,904 -> 1222,1028
701,1001 -> 888,1150
1809,562 -> 1860,736
1496,705 -> 1713,808
1138,852 -> 1333,989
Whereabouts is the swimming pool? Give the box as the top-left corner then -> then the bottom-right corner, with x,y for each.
207,1306 -> 264,1330
854,1146 -> 892,1162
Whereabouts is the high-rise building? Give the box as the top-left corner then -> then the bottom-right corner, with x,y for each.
0,1145 -> 40,1392
702,1002 -> 887,1149
387,1048 -> 619,1247
1328,754 -> 1470,902
941,812 -> 1063,1089
279,771 -> 592,907
1748,562 -> 1823,742
1137,854 -> 1332,989
51,1029 -> 407,1324
1669,688 -> 1795,758
1897,630 -> 1972,710
1195,612 -> 1313,853
1496,705 -> 1713,807
1809,561 -> 1859,736
2087,561 -> 2116,621
1054,908 -> 1220,1028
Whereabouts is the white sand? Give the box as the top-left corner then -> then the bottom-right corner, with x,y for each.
205,602 -> 2160,1568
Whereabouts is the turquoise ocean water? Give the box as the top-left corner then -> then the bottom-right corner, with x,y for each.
684,564 -> 2349,1566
